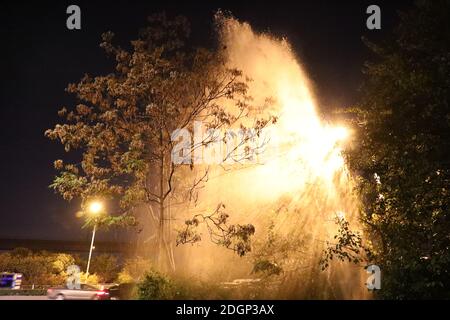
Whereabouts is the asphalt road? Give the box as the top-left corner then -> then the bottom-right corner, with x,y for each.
0,295 -> 48,300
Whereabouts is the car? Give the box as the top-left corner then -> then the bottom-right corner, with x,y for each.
98,283 -> 119,300
47,283 -> 110,300
103,283 -> 136,300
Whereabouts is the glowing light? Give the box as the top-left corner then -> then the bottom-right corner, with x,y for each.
336,211 -> 346,220
88,201 -> 103,215
204,17 -> 355,202
334,126 -> 350,141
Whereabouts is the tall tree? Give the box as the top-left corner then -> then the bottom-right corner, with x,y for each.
46,13 -> 269,271
346,0 -> 450,298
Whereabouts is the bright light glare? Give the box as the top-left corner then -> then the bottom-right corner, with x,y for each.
336,211 -> 346,220
334,126 -> 350,141
88,201 -> 103,215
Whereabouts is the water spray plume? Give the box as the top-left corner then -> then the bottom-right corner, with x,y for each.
176,15 -> 368,299
204,16 -> 353,201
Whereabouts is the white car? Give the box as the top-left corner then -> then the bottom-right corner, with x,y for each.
47,284 -> 110,300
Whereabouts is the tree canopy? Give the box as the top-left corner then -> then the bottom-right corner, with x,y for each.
346,0 -> 450,299
46,13 -> 269,271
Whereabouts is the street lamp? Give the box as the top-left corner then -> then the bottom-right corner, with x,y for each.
85,200 -> 104,275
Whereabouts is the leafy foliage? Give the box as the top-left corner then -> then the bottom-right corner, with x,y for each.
176,203 -> 255,256
0,250 -> 75,285
137,269 -> 230,300
137,270 -> 175,300
46,13 -> 265,266
252,259 -> 282,276
345,0 -> 450,298
89,254 -> 120,283
320,215 -> 364,270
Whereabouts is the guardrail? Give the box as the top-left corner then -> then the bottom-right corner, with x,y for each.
19,284 -> 54,290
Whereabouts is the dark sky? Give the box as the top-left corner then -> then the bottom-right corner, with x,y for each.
0,0 -> 414,241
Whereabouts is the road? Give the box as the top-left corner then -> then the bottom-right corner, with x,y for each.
0,295 -> 48,300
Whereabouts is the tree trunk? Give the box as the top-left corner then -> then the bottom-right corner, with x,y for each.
157,121 -> 176,272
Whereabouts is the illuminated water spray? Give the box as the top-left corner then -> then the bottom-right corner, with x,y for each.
178,16 -> 368,299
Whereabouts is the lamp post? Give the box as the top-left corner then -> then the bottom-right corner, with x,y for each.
85,201 -> 103,275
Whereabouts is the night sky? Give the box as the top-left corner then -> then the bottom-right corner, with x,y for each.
0,0 -> 414,241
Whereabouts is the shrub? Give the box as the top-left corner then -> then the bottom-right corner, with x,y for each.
79,272 -> 100,285
0,250 -> 76,286
137,270 -> 175,300
137,271 -> 230,300
52,253 -> 75,274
